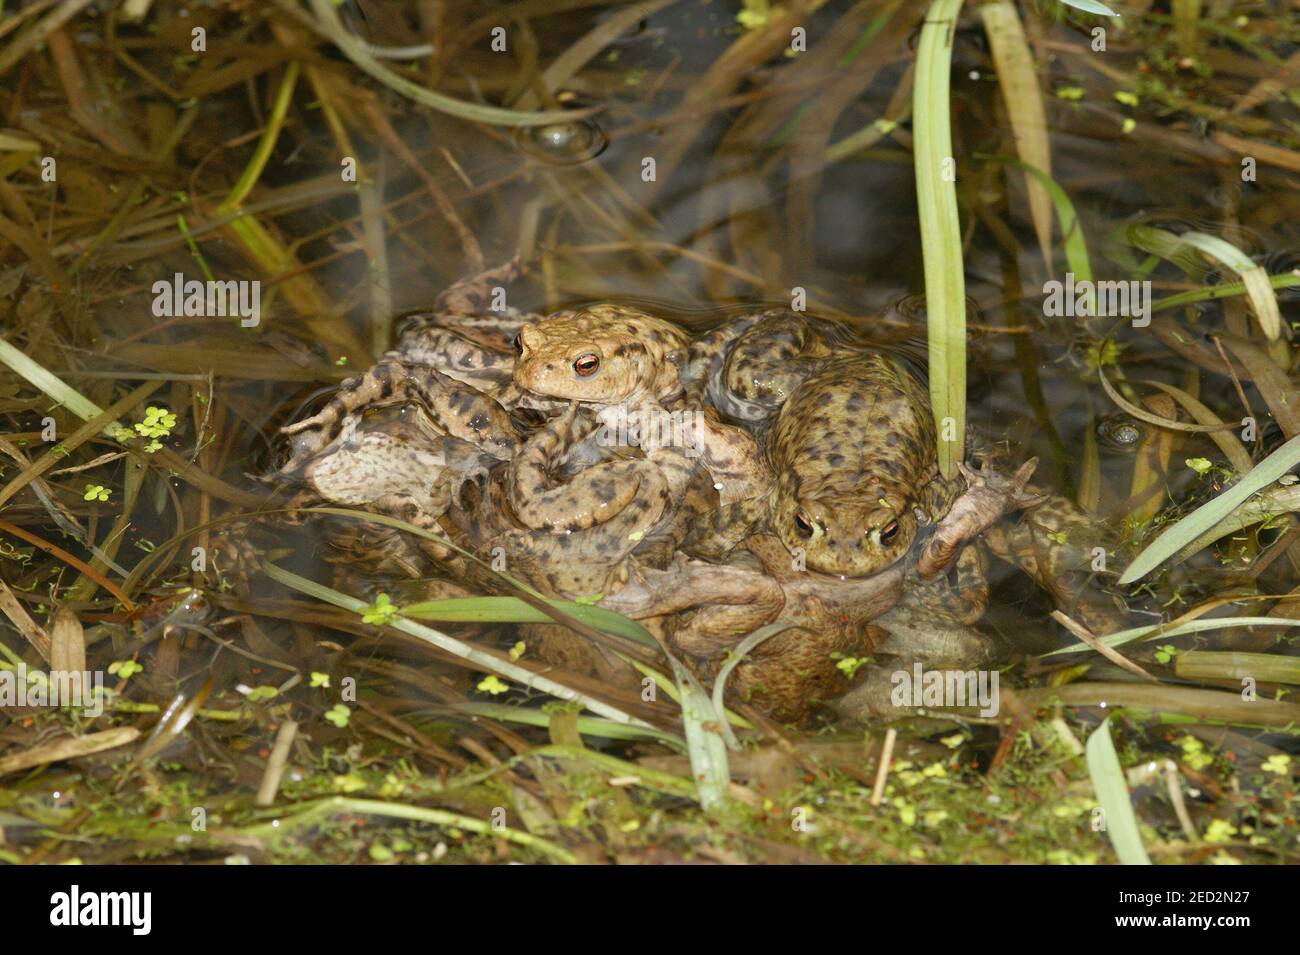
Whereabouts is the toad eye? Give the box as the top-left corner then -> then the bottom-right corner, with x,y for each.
793,513 -> 816,539
513,333 -> 523,354
877,520 -> 899,544
573,353 -> 600,377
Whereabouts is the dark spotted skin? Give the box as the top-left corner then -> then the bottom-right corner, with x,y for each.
685,316 -> 962,579
621,535 -> 907,723
278,361 -> 519,477
464,449 -> 694,599
766,354 -> 954,578
511,305 -> 767,510
508,401 -> 661,533
279,260 -> 537,462
701,310 -> 836,423
982,493 -> 1130,636
302,407 -> 496,513
396,257 -> 534,393
273,269 -> 1131,725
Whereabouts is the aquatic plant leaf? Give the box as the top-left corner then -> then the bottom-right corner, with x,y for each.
0,728 -> 140,777
0,338 -> 109,425
1097,367 -> 1239,433
999,159 -> 1091,283
1151,272 -> 1300,313
1171,0 -> 1200,57
710,622 -> 799,749
265,562 -> 656,730
1058,0 -> 1119,15
1141,380 -> 1253,473
914,0 -> 967,479
454,702 -> 686,750
1174,232 -> 1281,340
1118,434 -> 1300,583
666,652 -> 731,811
307,0 -> 599,128
401,596 -> 656,647
514,0 -> 681,111
1172,484 -> 1300,562
1048,616 -> 1300,656
237,796 -> 576,864
982,2 -> 1053,268
1175,651 -> 1300,686
1085,718 -> 1151,865
1123,225 -> 1280,339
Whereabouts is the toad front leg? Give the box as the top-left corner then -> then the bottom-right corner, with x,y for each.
915,458 -> 1043,579
601,553 -> 786,651
601,552 -> 852,722
279,364 -> 517,469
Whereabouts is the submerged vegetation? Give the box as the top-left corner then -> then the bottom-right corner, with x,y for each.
0,0 -> 1298,864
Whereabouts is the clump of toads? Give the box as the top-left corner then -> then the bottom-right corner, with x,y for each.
271,262 -> 1127,722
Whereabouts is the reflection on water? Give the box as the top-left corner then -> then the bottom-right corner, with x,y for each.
267,1 -> 1298,627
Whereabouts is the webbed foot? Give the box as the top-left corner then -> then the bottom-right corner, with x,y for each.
916,457 -> 1043,578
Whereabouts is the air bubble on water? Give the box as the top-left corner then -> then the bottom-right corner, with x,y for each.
515,117 -> 608,165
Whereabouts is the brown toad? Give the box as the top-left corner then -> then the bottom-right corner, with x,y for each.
510,306 -> 767,509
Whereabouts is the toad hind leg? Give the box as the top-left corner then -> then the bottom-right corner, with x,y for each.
434,257 -> 528,316
982,494 -> 1131,635
508,403 -> 649,532
695,407 -> 767,505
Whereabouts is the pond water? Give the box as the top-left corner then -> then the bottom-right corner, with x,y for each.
0,0 -> 1297,865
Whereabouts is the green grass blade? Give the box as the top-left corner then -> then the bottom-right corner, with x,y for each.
237,796 -> 577,863
296,509 -> 659,648
0,337 -> 114,426
401,596 -> 657,647
1119,434 -> 1300,583
1059,0 -> 1119,15
914,0 -> 967,479
264,562 -> 656,729
1046,615 -> 1300,656
452,702 -> 686,750
1085,717 -> 1152,865
1119,225 -> 1280,339
981,2 -> 1053,267
1174,231 -> 1281,340
710,622 -> 798,749
666,652 -> 731,810
1120,223 -> 1203,273
1151,272 -> 1300,313
307,0 -> 599,128
996,158 -> 1091,283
